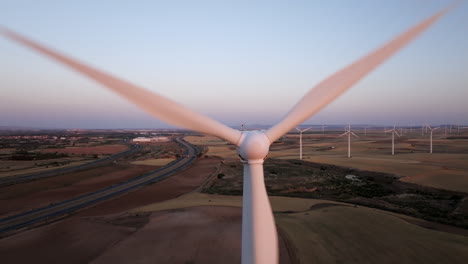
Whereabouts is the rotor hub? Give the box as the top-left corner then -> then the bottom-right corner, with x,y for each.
237,131 -> 271,164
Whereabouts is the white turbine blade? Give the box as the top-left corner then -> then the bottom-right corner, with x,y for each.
303,127 -> 313,132
433,127 -> 440,131
242,163 -> 278,264
394,131 -> 401,137
338,132 -> 348,137
0,28 -> 242,145
351,132 -> 359,138
427,124 -> 433,130
384,130 -> 393,133
265,7 -> 450,142
295,127 -> 301,132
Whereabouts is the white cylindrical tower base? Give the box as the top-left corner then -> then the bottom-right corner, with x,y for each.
242,162 -> 278,264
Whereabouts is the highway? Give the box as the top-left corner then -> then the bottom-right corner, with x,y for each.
0,137 -> 199,235
0,144 -> 142,187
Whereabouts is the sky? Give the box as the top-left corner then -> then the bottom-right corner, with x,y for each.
0,0 -> 467,129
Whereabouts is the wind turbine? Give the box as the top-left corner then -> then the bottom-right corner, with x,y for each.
0,5 -> 451,264
339,124 -> 359,158
385,125 -> 401,155
364,124 -> 369,136
296,127 -> 312,160
321,124 -> 327,134
427,125 -> 440,154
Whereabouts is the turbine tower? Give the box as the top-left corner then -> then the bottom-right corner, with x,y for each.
0,6 -> 451,263
385,125 -> 401,155
339,124 -> 359,158
296,127 -> 312,160
427,125 -> 440,154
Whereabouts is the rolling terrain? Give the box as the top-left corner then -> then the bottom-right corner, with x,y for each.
1,130 -> 467,263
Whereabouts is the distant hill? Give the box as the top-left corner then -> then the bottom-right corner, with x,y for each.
0,126 -> 46,130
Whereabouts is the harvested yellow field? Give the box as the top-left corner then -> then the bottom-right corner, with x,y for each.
133,193 -> 468,264
133,192 -> 345,214
132,192 -> 242,212
42,144 -> 127,155
184,135 -> 228,146
207,146 -> 237,158
277,206 -> 468,264
185,135 -> 238,158
131,158 -> 175,166
0,159 -> 89,178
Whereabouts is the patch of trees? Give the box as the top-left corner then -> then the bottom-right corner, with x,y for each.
10,150 -> 69,160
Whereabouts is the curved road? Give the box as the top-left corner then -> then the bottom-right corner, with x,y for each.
0,144 -> 143,187
0,137 -> 199,235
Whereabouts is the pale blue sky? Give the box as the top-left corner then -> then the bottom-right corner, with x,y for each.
1,0 -> 467,129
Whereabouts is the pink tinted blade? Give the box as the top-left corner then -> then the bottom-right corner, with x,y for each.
0,28 -> 242,145
266,6 -> 451,143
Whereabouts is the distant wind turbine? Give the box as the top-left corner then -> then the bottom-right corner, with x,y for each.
0,4 -> 452,263
340,124 -> 359,158
427,125 -> 440,154
385,125 -> 400,155
364,124 -> 369,136
321,124 -> 327,134
296,127 -> 312,160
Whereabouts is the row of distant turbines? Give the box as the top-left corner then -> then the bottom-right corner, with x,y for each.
295,123 -> 464,137
295,124 -> 467,159
384,124 -> 465,137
